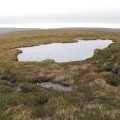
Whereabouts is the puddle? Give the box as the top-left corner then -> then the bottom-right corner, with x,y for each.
37,82 -> 74,92
17,40 -> 113,63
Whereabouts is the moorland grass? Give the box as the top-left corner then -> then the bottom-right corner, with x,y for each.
0,28 -> 119,120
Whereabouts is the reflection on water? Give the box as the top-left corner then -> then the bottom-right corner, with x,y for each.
18,40 -> 113,63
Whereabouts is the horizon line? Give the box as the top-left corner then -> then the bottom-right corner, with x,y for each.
0,23 -> 120,29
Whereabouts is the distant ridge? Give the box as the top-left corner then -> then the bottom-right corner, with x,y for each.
0,28 -> 35,34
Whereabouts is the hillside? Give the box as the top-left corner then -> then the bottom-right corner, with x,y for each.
0,28 -> 119,120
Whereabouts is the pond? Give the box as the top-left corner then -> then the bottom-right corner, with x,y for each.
17,40 -> 113,63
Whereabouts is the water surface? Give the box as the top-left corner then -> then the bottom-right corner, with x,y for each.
18,40 -> 112,63
37,82 -> 74,91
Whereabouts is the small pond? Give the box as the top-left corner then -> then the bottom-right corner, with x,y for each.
37,82 -> 74,92
17,40 -> 113,63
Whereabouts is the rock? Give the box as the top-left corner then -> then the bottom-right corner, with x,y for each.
112,63 -> 120,74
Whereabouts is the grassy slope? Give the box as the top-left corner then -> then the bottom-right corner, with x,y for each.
0,28 -> 120,120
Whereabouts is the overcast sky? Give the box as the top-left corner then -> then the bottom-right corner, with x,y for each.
0,0 -> 120,28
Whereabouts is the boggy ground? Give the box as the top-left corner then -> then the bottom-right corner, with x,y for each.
0,28 -> 120,120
